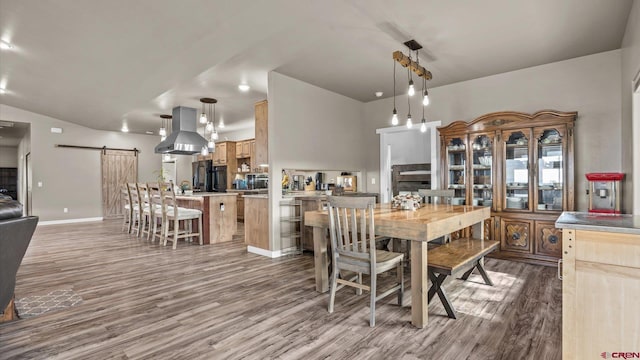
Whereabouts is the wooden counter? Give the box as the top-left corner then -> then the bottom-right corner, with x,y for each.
244,195 -> 269,251
556,212 -> 640,359
175,193 -> 237,244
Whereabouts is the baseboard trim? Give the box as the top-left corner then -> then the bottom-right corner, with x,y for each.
247,245 -> 281,258
38,217 -> 104,226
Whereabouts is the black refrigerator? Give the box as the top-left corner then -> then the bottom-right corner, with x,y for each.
192,160 -> 213,192
212,166 -> 227,192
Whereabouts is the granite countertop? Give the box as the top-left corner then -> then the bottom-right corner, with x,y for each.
243,194 -> 269,199
555,211 -> 640,235
177,192 -> 239,197
282,191 -> 379,199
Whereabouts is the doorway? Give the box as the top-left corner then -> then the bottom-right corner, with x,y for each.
25,152 -> 31,215
376,121 -> 441,203
101,150 -> 138,219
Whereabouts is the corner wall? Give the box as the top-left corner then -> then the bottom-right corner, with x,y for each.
363,50 -> 623,212
0,104 -> 163,221
267,72 -> 366,252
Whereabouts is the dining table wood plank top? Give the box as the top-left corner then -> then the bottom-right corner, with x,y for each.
304,203 -> 490,328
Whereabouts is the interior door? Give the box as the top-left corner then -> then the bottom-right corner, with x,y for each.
101,150 -> 137,219
25,152 -> 32,216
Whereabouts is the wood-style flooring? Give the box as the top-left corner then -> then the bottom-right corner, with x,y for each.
0,220 -> 561,360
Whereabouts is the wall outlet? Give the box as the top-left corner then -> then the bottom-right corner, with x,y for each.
63,208 -> 68,213
220,203 -> 224,211
371,178 -> 376,185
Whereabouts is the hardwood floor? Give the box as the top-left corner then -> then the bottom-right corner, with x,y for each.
0,220 -> 561,359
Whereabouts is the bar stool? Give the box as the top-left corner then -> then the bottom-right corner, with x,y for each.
160,181 -> 203,249
147,183 -> 166,243
138,183 -> 154,240
127,183 -> 144,236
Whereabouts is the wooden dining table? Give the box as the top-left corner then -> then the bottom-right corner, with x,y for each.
304,203 -> 491,328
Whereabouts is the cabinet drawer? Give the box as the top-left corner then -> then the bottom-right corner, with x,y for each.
500,218 -> 533,253
575,230 -> 640,268
534,221 -> 562,257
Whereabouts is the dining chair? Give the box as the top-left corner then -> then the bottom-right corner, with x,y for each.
326,195 -> 404,327
127,183 -> 144,237
121,184 -> 133,233
138,183 -> 154,240
159,181 -> 203,249
147,183 -> 166,243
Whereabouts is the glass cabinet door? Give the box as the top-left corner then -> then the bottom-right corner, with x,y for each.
536,128 -> 564,211
445,137 -> 466,204
470,134 -> 493,209
504,130 -> 530,211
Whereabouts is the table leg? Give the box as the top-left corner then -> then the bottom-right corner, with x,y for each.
313,227 -> 329,293
410,240 -> 429,328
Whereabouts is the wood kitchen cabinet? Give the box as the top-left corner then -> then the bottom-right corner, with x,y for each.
237,194 -> 244,221
438,110 -> 576,266
255,100 -> 268,169
235,140 -> 253,159
556,213 -> 640,360
249,140 -> 256,170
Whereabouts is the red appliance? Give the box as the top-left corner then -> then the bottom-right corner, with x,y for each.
585,172 -> 624,214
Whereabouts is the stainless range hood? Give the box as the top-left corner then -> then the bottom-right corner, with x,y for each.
154,106 -> 208,155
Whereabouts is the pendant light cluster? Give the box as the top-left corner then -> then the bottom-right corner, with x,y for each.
199,98 -> 219,156
391,40 -> 432,133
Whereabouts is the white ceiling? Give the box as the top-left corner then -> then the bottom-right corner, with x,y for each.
0,0 -> 633,138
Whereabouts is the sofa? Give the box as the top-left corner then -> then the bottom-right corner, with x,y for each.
0,199 -> 38,322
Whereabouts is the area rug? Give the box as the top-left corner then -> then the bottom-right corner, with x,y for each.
15,289 -> 83,318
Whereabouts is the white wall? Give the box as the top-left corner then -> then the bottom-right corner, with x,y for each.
220,127 -> 255,142
621,0 -> 640,214
0,146 -> 18,167
268,71 -> 366,252
0,104 -> 163,221
363,50 -> 623,212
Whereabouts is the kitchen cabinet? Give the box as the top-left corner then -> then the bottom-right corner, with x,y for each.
235,140 -> 253,159
255,100 -> 268,169
250,140 -> 256,171
556,212 -> 640,360
237,194 -> 244,221
438,110 -> 576,266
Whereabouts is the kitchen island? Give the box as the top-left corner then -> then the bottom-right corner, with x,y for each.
555,212 -> 640,359
175,192 -> 238,244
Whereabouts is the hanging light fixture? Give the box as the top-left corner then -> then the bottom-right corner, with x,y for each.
159,114 -> 171,137
199,99 -> 208,124
218,117 -> 225,129
420,78 -> 427,133
391,39 -> 433,128
391,61 -> 398,125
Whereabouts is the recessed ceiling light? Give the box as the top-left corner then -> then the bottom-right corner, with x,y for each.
145,131 -> 154,135
0,40 -> 13,50
375,91 -> 383,97
238,83 -> 250,92
121,124 -> 129,133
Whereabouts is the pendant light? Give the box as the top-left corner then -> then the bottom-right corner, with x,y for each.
159,114 -> 171,137
218,117 -> 225,129
407,67 -> 415,97
420,78 -> 427,132
406,88 -> 412,129
199,100 -> 208,124
391,60 -> 398,125
205,122 -> 213,132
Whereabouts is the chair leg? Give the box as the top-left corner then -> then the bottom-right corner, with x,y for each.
356,273 -> 363,295
397,261 -> 404,306
369,273 -> 376,327
163,218 -> 169,246
198,216 -> 203,245
172,218 -> 179,249
328,264 -> 338,314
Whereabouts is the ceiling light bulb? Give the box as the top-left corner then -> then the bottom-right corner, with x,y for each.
199,112 -> 207,124
208,140 -> 215,149
0,40 -> 13,50
408,80 -> 415,96
422,90 -> 430,106
391,109 -> 398,126
159,127 -> 166,137
201,146 -> 209,156
406,116 -> 413,129
212,130 -> 219,140
238,84 -> 250,92
121,125 -> 129,133
375,91 -> 383,97
218,119 -> 225,128
420,119 -> 427,133
161,135 -> 167,141
205,122 -> 213,132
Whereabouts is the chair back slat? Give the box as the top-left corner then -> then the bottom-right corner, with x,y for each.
148,182 -> 162,211
121,184 -> 131,206
327,196 -> 377,265
159,181 -> 177,209
138,183 -> 149,206
127,183 -> 140,207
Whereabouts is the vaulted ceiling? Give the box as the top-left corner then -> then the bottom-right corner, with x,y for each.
0,0 -> 633,137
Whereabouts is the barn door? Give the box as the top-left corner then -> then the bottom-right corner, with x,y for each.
101,150 -> 137,219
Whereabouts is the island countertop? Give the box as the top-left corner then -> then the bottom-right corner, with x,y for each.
175,192 -> 239,198
555,211 -> 640,235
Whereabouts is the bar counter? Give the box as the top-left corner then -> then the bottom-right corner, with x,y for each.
175,192 -> 238,244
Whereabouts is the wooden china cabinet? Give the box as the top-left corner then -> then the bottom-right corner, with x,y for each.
438,110 -> 577,266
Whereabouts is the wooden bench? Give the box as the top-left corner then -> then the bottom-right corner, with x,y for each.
427,237 -> 500,319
